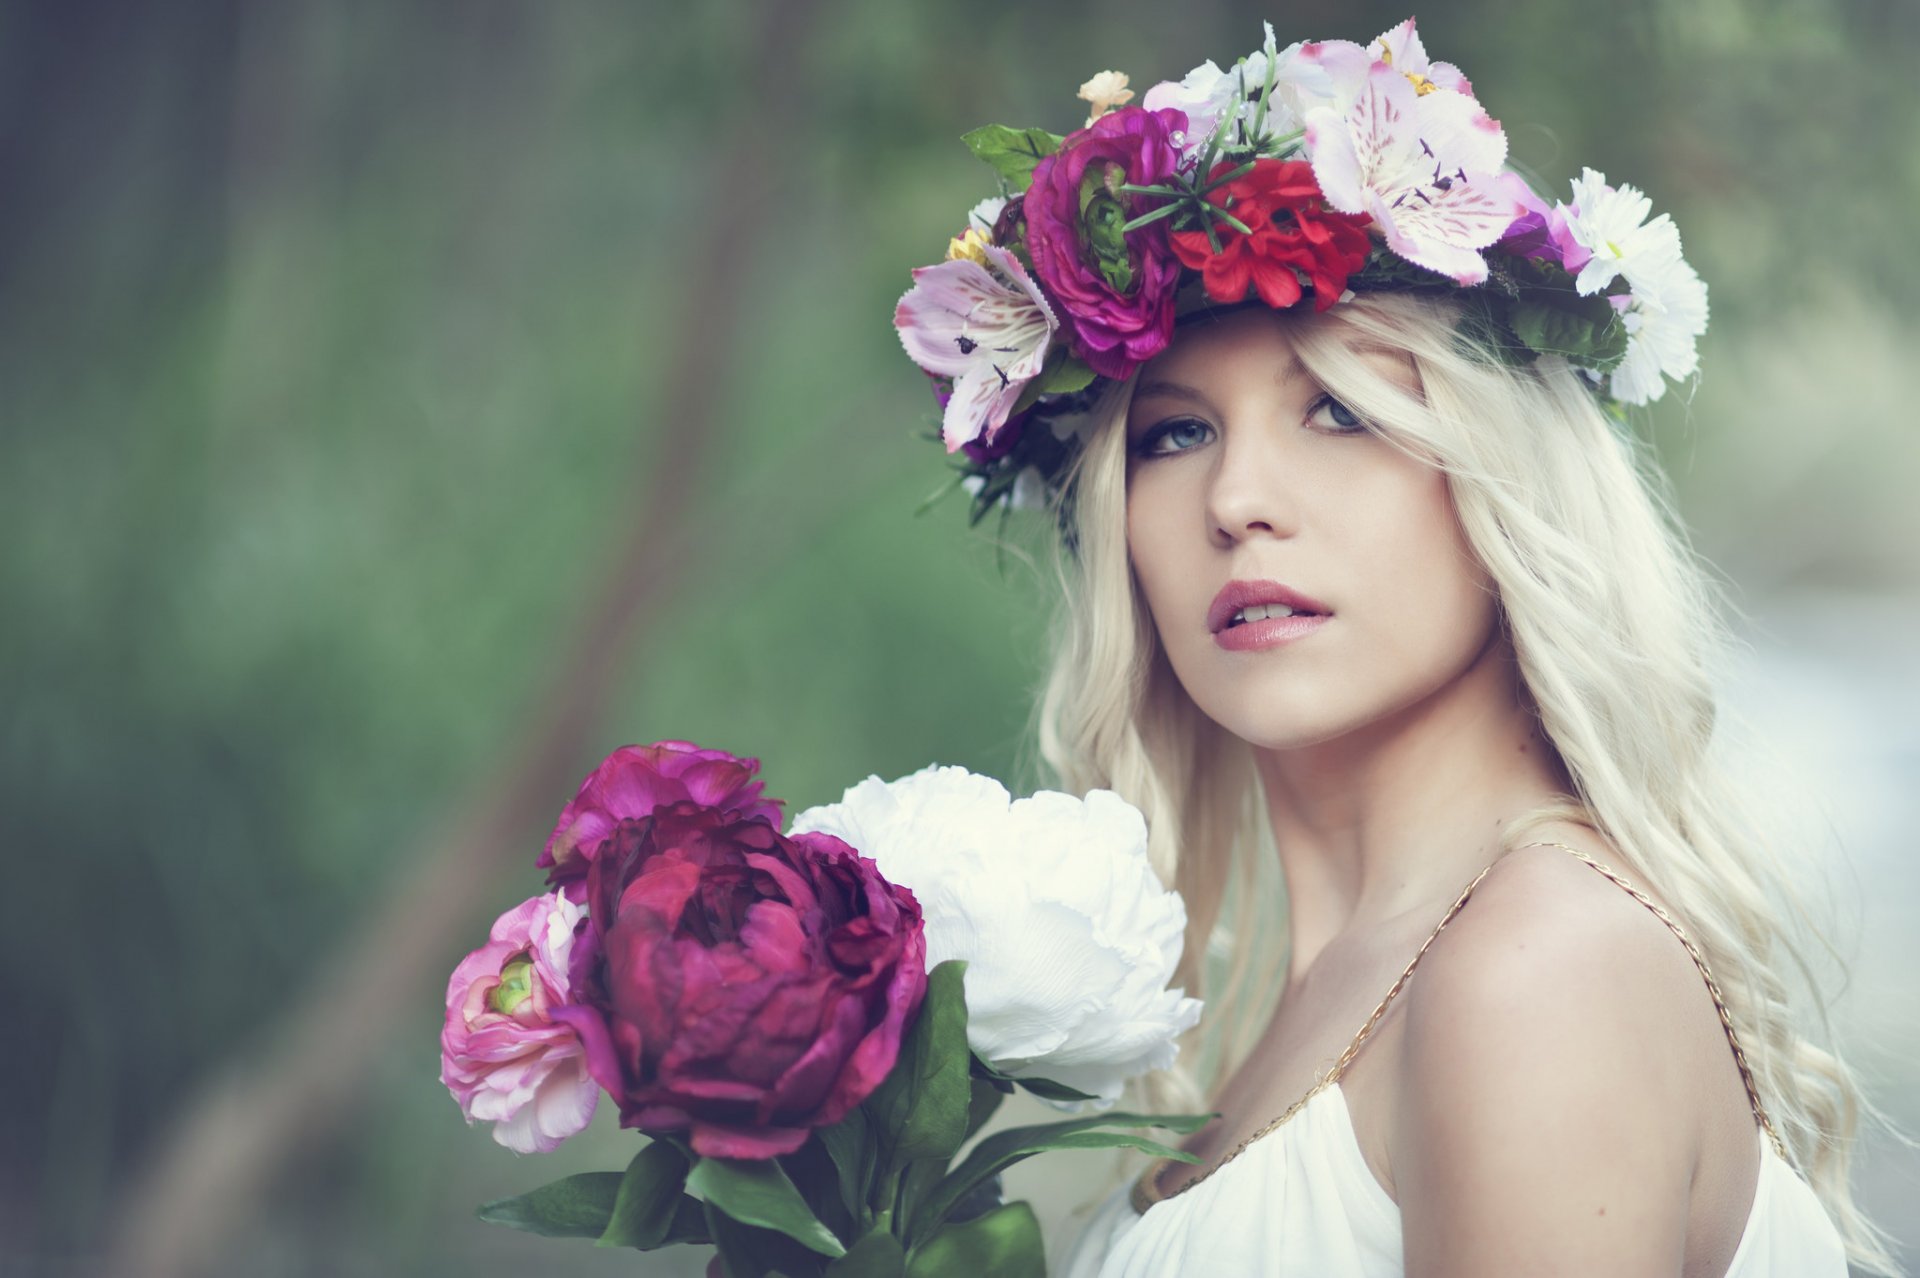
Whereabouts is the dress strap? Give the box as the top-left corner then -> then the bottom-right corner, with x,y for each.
1133,840 -> 1793,1214
1514,840 -> 1790,1162
1132,857 -> 1500,1213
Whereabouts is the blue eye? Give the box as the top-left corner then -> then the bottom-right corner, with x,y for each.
1134,417 -> 1213,458
1306,394 -> 1368,434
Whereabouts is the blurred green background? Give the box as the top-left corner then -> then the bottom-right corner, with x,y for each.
3,0 -> 1916,1274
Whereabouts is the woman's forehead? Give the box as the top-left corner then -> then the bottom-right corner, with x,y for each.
1137,311 -> 1415,395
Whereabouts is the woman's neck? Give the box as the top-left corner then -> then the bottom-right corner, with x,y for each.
1253,632 -> 1570,975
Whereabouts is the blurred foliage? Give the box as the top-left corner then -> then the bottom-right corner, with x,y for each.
1,0 -> 1916,1272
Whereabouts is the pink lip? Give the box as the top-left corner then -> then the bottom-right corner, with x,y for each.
1215,612 -> 1331,651
1206,579 -> 1333,636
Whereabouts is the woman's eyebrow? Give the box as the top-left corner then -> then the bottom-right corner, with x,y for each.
1132,379 -> 1211,405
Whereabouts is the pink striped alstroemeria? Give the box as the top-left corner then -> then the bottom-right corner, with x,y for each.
894,242 -> 1059,454
1306,58 -> 1520,285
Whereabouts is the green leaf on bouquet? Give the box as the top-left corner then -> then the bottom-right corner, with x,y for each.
688,1156 -> 848,1259
943,1171 -> 1003,1226
476,1171 -> 621,1238
664,1197 -> 712,1246
783,1133 -> 857,1241
867,960 -> 972,1172
814,1106 -> 873,1224
960,125 -> 1063,190
914,1111 -> 1213,1239
904,1201 -> 1045,1278
824,1226 -> 907,1277
1010,348 -> 1098,415
1508,290 -> 1629,371
596,1139 -> 693,1249
963,1075 -> 1006,1143
704,1198 -> 829,1278
1009,1074 -> 1102,1103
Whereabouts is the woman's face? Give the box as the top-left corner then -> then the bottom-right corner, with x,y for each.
1123,308 -> 1501,752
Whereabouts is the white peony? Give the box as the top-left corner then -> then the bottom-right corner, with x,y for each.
789,765 -> 1202,1110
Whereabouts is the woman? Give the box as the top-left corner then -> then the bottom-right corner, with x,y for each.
1046,292 -> 1886,1275
892,17 -> 1899,1277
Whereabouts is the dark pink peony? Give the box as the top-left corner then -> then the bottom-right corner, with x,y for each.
539,741 -> 783,896
555,801 -> 927,1159
1023,105 -> 1189,382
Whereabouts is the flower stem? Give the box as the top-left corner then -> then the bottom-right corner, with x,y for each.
916,471 -> 965,516
1120,202 -> 1183,233
1197,159 -> 1257,193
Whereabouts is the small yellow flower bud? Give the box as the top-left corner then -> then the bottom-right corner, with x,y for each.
945,226 -> 994,266
1077,70 -> 1135,127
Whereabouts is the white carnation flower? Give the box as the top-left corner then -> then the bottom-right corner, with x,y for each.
966,196 -> 1006,235
1610,262 -> 1709,405
789,765 -> 1202,1110
1144,23 -> 1308,161
1558,167 -> 1688,307
1007,466 -> 1047,511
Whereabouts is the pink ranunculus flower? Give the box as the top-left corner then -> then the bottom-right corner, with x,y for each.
560,801 -> 927,1159
1023,105 -> 1188,382
539,741 -> 783,897
441,891 -> 600,1154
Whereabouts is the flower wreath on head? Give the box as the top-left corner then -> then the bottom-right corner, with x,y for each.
893,18 -> 1709,526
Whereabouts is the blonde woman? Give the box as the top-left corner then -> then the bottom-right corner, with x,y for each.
891,17 -> 1899,1277
1044,292 -> 1890,1275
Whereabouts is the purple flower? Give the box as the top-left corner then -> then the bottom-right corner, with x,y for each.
559,802 -> 928,1159
1024,106 -> 1189,381
960,410 -> 1028,465
539,741 -> 783,898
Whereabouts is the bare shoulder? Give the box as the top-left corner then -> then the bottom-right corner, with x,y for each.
1402,829 -> 1711,1092
1388,832 -> 1708,1273
1420,832 -> 1699,1003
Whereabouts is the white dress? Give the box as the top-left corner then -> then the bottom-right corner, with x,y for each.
1060,844 -> 1851,1278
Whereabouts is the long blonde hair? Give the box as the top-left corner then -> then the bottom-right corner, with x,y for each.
1029,291 -> 1902,1272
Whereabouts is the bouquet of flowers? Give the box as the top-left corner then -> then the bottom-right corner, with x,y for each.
440,740 -> 1208,1277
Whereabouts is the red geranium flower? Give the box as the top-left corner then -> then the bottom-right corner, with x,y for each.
1169,159 -> 1373,312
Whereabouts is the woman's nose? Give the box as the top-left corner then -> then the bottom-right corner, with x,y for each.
1205,429 -> 1298,545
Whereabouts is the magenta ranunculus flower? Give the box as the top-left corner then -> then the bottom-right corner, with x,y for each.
539,741 -> 783,896
555,801 -> 927,1159
441,891 -> 600,1154
1023,105 -> 1188,382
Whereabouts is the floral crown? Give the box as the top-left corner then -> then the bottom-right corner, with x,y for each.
893,18 -> 1708,524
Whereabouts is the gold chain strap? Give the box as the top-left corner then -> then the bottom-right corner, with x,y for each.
1132,858 -> 1498,1214
1130,839 -> 1787,1216
1515,841 -> 1790,1165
